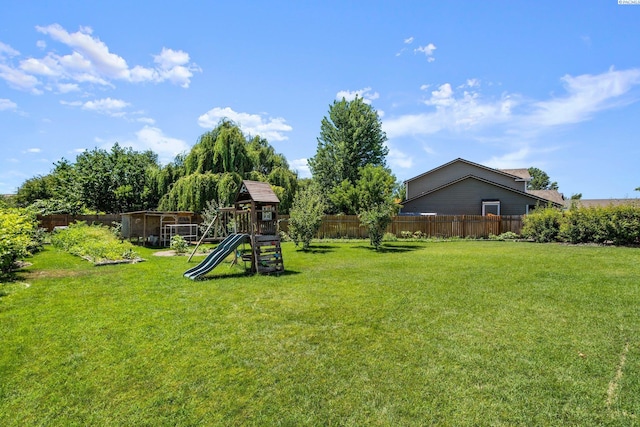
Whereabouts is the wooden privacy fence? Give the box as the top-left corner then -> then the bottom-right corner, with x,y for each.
38,213 -> 524,239
37,214 -> 122,231
279,215 -> 524,239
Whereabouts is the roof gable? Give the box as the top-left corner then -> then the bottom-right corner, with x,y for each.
235,180 -> 280,204
403,174 -> 563,207
404,158 -> 526,184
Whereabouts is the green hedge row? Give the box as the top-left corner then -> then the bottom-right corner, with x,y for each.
522,204 -> 640,245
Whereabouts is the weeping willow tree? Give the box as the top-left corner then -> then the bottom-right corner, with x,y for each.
157,172 -> 243,212
157,119 -> 298,213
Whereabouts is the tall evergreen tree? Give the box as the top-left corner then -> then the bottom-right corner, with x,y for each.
308,96 -> 388,212
527,167 -> 559,191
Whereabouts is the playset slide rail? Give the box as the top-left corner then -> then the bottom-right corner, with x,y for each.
183,233 -> 250,280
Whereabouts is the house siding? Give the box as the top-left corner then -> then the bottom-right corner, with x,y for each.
406,160 -> 524,199
402,178 -> 540,215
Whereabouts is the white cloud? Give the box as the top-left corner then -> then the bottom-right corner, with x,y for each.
154,47 -> 189,67
0,98 -> 17,111
26,148 -> 41,153
0,24 -> 200,93
383,67 -> 640,171
289,158 -> 311,178
0,63 -> 42,93
57,83 -> 79,93
336,87 -> 380,104
36,24 -> 130,79
397,36 -> 416,56
0,42 -> 20,58
415,43 -> 437,61
197,106 -> 293,141
483,147 -> 532,169
384,82 -> 516,138
137,117 -> 156,124
62,97 -> 130,117
82,97 -> 130,113
122,126 -> 190,164
385,142 -> 413,169
525,67 -> 640,127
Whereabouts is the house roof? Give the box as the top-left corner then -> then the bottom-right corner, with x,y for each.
235,180 -> 280,204
567,198 -> 640,208
527,190 -> 565,205
499,168 -> 531,181
404,158 -> 530,184
403,174 -> 564,207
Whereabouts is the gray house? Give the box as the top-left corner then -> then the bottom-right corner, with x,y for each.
401,158 -> 564,216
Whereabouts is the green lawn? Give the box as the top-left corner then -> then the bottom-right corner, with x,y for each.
1,241 -> 639,426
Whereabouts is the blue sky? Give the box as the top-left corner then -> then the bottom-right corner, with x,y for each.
1,1 -> 640,199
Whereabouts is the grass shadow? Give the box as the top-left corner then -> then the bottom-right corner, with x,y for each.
193,268 -> 301,281
0,270 -> 31,299
354,243 -> 424,253
295,244 -> 336,254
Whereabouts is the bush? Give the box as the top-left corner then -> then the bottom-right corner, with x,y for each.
288,186 -> 326,250
51,222 -> 138,263
521,207 -> 563,243
564,204 -> 640,245
382,232 -> 397,242
0,208 -> 39,274
400,231 -> 413,239
170,235 -> 188,254
489,231 -> 520,241
359,204 -> 395,250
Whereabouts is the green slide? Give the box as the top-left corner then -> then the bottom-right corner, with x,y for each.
183,234 -> 250,279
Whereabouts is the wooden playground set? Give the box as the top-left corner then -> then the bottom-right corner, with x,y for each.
183,180 -> 284,279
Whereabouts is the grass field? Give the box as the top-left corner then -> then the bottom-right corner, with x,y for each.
1,240 -> 639,426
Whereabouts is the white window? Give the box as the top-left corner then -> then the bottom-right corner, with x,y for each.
482,201 -> 500,216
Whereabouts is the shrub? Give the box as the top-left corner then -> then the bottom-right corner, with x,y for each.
170,235 -> 188,254
382,232 -> 397,242
400,231 -> 413,239
359,204 -> 395,250
489,231 -> 520,241
0,207 -> 39,274
521,207 -> 563,243
51,222 -> 138,263
288,186 -> 326,250
564,204 -> 640,245
413,230 -> 425,239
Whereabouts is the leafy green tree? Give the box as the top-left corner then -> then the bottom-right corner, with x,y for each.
355,165 -> 399,249
288,185 -> 326,250
72,143 -> 159,213
308,96 -> 388,212
247,136 -> 289,176
527,167 -> 558,191
329,179 -> 360,215
158,172 -> 241,212
184,120 -> 252,176
16,159 -> 85,214
15,175 -> 56,206
163,120 -> 298,213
